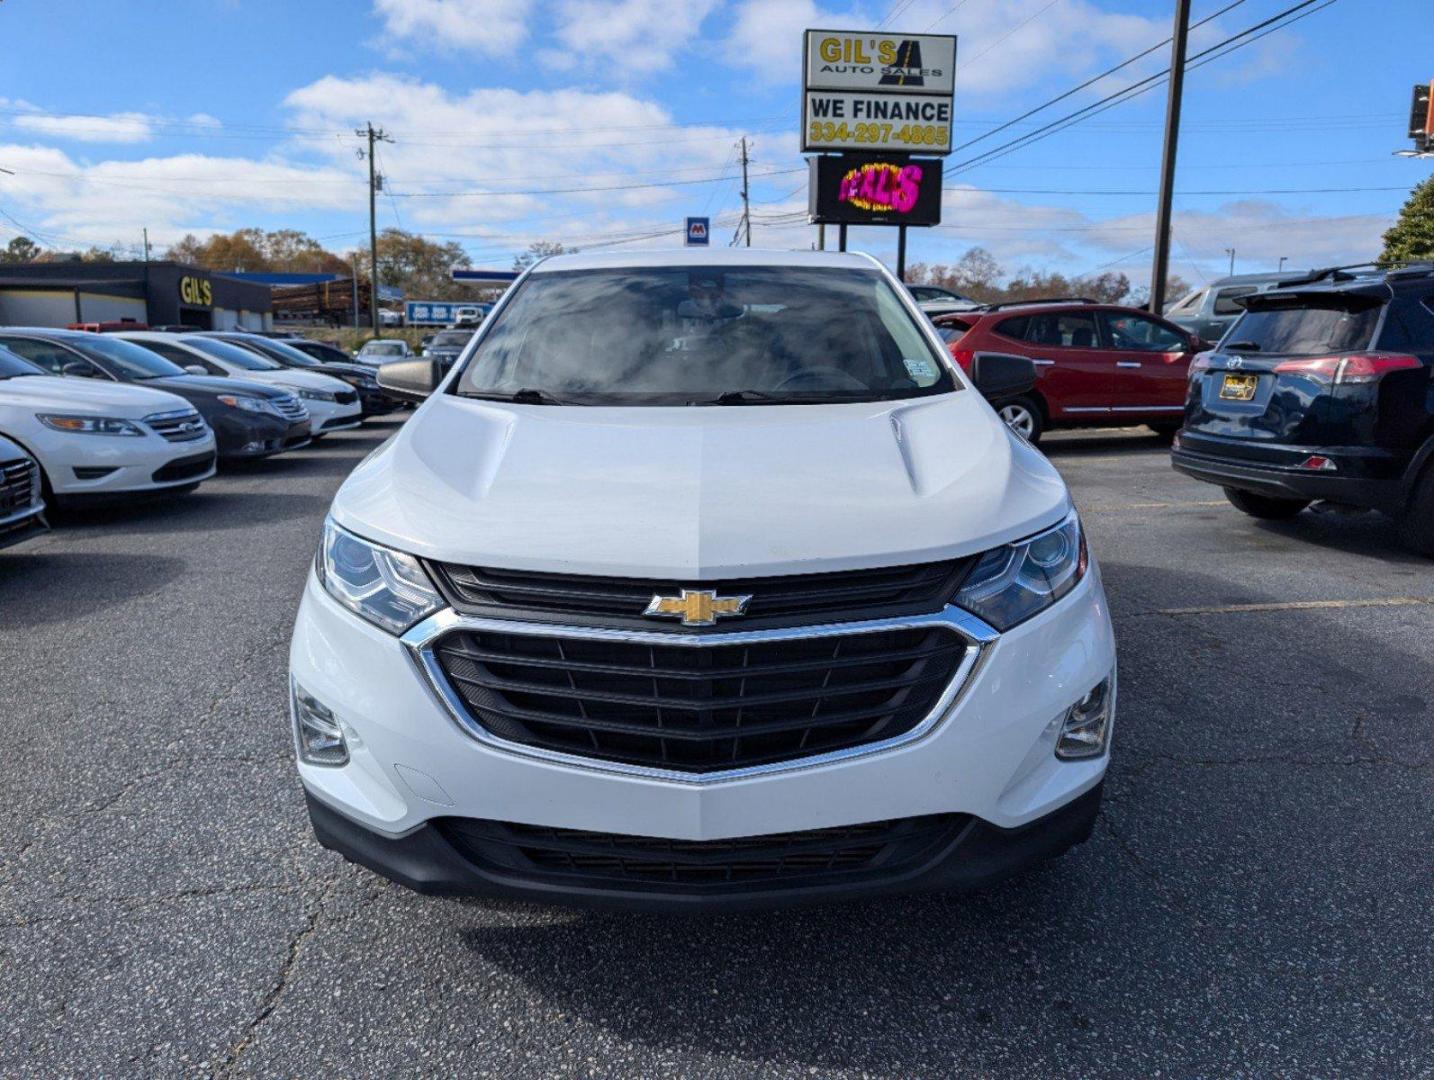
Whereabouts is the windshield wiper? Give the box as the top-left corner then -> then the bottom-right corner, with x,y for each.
1221,341 -> 1262,352
705,389 -> 854,405
464,387 -> 582,405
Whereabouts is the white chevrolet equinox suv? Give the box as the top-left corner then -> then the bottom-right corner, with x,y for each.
289,250 -> 1117,910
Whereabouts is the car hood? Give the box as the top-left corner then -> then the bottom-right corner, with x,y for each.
147,374 -> 286,400
258,369 -> 353,393
332,391 -> 1070,579
0,433 -> 29,460
0,375 -> 192,417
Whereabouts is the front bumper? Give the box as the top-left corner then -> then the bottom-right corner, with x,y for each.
42,432 -> 218,499
210,410 -> 306,459
0,501 -> 47,550
290,565 -> 1115,907
306,781 -> 1103,912
1172,432 -> 1406,510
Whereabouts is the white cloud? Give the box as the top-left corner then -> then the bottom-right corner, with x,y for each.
725,0 -> 862,78
372,0 -> 533,56
0,143 -> 360,249
282,73 -> 744,235
548,0 -> 720,75
10,109 -> 154,144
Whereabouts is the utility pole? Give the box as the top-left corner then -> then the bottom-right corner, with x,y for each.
356,121 -> 392,336
142,227 -> 151,263
1148,0 -> 1191,315
739,137 -> 751,247
1225,247 -> 1236,276
351,253 -> 360,331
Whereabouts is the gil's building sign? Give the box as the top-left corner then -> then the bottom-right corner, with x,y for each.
802,30 -> 957,154
0,261 -> 271,330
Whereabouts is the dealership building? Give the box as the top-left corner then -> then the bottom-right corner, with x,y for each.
0,261 -> 273,330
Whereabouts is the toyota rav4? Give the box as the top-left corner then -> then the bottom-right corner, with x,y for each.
289,250 -> 1117,910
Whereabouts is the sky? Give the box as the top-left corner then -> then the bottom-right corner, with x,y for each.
0,0 -> 1431,291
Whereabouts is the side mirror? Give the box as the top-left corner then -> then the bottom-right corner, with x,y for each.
376,358 -> 440,402
184,365 -> 209,376
61,361 -> 95,378
969,352 -> 1037,403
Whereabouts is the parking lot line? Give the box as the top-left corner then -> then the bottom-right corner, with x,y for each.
1137,596 -> 1434,617
1082,499 -> 1227,512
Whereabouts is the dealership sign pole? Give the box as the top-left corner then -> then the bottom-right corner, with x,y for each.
802,29 -> 956,279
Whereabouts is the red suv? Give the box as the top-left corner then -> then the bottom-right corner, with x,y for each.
933,299 -> 1206,443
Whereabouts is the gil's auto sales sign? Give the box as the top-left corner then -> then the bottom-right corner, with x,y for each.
802,30 -> 957,154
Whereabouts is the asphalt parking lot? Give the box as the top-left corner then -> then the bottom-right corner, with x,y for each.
1,419 -> 1429,1079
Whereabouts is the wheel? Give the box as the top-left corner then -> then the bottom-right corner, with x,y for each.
1397,466 -> 1434,557
1223,487 -> 1309,520
997,397 -> 1043,444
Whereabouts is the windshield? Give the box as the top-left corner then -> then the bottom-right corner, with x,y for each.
362,341 -> 406,355
456,266 -> 956,404
235,336 -> 323,368
183,336 -> 282,371
431,331 -> 472,347
73,335 -> 185,379
0,345 -> 43,378
1226,299 -> 1381,355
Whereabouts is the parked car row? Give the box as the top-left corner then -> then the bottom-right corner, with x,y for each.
0,327 -> 401,538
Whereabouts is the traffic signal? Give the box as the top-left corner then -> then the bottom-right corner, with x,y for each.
1409,81 -> 1433,140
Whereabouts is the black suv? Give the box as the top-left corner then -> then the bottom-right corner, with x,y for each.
1172,263 -> 1434,553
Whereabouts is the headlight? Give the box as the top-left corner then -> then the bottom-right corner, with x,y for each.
298,388 -> 337,403
37,414 -> 143,436
954,509 -> 1087,630
316,517 -> 442,634
218,394 -> 278,415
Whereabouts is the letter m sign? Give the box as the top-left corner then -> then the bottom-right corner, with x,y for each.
685,217 -> 710,246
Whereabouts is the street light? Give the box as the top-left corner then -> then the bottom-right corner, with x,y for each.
1278,256 -> 1288,272
1225,248 -> 1236,276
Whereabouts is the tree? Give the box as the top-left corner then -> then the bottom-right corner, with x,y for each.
1380,175 -> 1434,265
360,228 -> 471,301
0,236 -> 43,263
513,240 -> 574,272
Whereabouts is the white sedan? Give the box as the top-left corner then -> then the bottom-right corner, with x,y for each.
117,333 -> 362,435
0,432 -> 48,548
0,346 -> 216,506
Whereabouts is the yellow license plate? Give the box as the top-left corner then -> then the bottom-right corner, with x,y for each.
1219,373 -> 1259,401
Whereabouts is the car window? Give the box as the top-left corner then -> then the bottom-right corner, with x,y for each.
1213,287 -> 1258,315
431,332 -> 472,347
238,337 -> 323,367
457,265 -> 956,404
130,338 -> 212,369
0,337 -> 88,375
71,335 -> 186,379
1226,300 -> 1381,355
0,346 -> 45,378
1168,289 -> 1204,314
182,336 -> 282,371
1001,312 -> 1099,349
1377,299 -> 1434,353
362,341 -> 406,355
1100,312 -> 1189,352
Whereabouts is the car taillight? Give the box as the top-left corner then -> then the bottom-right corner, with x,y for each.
950,347 -> 974,370
1272,353 -> 1421,385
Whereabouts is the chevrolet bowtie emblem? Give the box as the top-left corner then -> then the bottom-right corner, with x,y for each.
643,588 -> 751,627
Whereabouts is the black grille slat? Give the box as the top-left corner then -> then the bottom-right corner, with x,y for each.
0,459 -> 38,515
430,559 -> 972,631
438,814 -> 967,892
431,625 -> 967,772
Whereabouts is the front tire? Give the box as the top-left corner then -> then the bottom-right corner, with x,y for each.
1223,487 -> 1310,520
997,397 -> 1043,444
1397,466 -> 1434,557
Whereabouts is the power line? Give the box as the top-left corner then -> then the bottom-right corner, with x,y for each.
944,0 -> 1336,178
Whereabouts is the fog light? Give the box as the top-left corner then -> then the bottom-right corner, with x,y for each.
292,681 -> 348,766
1056,677 -> 1112,760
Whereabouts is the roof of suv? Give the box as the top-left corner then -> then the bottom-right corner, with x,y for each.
530,249 -> 885,273
1244,263 -> 1434,307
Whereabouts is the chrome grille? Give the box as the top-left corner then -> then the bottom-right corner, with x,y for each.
144,409 -> 208,442
271,393 -> 308,422
0,457 -> 39,517
427,621 -> 974,774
